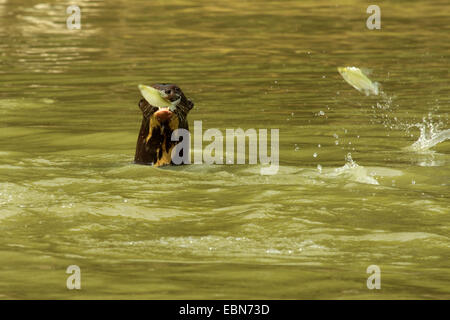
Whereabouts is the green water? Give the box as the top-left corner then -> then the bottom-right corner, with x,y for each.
0,0 -> 449,299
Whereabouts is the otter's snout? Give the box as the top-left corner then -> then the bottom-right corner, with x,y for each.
154,108 -> 173,122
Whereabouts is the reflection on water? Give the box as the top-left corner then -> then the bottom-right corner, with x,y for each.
0,0 -> 449,299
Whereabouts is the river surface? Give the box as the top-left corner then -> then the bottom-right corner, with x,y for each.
0,0 -> 449,299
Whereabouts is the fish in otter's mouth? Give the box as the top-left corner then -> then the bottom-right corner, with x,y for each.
134,84 -> 194,167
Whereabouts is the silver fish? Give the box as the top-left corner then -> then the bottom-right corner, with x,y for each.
338,67 -> 379,96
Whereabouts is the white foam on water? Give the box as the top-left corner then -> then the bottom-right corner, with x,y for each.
328,153 -> 380,185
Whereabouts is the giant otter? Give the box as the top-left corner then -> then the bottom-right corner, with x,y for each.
134,84 -> 194,166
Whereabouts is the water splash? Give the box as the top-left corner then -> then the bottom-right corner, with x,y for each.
366,84 -> 448,152
404,118 -> 450,152
331,153 -> 379,185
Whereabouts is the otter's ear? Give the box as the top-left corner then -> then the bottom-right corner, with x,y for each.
186,99 -> 194,110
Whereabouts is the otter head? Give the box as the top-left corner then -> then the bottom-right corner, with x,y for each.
134,84 -> 194,166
